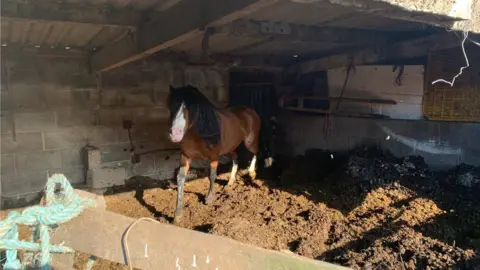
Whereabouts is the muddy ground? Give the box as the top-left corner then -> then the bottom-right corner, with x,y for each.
5,147 -> 480,269
76,147 -> 479,269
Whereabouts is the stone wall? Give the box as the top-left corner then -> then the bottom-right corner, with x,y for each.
0,55 -> 228,207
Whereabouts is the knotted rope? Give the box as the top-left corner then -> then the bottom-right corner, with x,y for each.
0,174 -> 95,270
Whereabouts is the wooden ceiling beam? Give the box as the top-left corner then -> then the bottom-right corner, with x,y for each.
286,32 -> 462,74
1,0 -> 139,28
90,0 -> 282,72
213,20 -> 395,46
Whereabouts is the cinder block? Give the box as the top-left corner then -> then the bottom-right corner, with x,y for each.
99,90 -> 120,107
11,85 -> 48,111
44,90 -> 73,110
1,172 -> 16,193
16,150 -> 62,171
1,191 -> 43,209
1,92 -> 10,111
9,61 -> 40,84
56,110 -> 98,128
138,71 -> 157,85
84,146 -> 101,169
87,167 -> 127,189
117,124 -> 170,143
41,59 -> 95,90
46,90 -> 98,110
61,148 -> 84,168
1,154 -> 15,176
134,107 -> 169,124
153,90 -> 169,106
7,169 -> 49,195
102,72 -> 139,88
185,68 -> 207,88
1,111 -> 10,134
154,151 -> 181,174
1,133 -> 43,154
171,69 -> 185,87
99,143 -> 132,163
43,127 -> 117,150
97,108 -> 135,127
48,167 -> 85,184
72,90 -> 98,109
157,170 -> 176,181
128,154 -> 155,177
14,112 -> 56,132
120,88 -> 154,107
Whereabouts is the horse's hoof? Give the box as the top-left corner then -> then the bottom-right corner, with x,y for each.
205,195 -> 214,205
173,211 -> 182,224
227,177 -> 236,186
249,171 -> 256,180
173,216 -> 182,224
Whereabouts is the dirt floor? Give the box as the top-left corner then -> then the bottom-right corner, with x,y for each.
4,147 -> 480,269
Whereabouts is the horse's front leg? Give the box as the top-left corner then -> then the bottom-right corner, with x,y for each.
205,160 -> 218,205
174,154 -> 190,224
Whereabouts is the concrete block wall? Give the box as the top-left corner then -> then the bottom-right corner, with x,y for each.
280,112 -> 480,170
1,56 -> 228,207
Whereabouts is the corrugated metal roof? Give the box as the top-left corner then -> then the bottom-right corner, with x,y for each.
1,18 -> 130,50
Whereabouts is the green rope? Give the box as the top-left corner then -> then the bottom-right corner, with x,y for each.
0,174 -> 95,270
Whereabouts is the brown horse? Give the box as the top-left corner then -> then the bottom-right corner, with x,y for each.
168,85 -> 267,223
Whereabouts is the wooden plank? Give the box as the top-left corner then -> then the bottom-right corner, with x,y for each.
280,105 -> 390,118
287,33 -> 461,74
51,204 -> 348,269
214,20 -> 396,45
1,1 -> 138,28
281,96 -> 397,105
90,0 -> 282,72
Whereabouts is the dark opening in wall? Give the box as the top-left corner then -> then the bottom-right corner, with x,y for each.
229,71 -> 278,165
292,71 -> 330,110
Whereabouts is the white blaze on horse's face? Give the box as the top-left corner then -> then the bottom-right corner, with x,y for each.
170,102 -> 187,142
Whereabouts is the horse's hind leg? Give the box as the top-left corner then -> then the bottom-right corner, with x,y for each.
174,154 -> 190,224
205,160 -> 218,204
244,133 -> 259,180
227,152 -> 238,186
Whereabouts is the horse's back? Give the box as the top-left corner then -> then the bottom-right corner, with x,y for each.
223,106 -> 260,130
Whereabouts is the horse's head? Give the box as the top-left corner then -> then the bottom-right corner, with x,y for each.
167,85 -> 221,146
168,86 -> 191,143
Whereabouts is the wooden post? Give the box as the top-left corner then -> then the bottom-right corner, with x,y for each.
52,191 -> 349,270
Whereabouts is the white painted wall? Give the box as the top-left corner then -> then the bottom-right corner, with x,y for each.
328,65 -> 425,119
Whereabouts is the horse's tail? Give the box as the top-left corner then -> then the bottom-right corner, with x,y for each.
229,86 -> 276,168
257,109 -> 274,168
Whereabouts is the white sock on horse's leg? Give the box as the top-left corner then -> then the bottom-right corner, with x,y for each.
227,160 -> 238,186
230,162 -> 238,180
249,155 -> 257,173
264,157 -> 273,168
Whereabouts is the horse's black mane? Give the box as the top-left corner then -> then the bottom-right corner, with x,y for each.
169,85 -> 221,146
